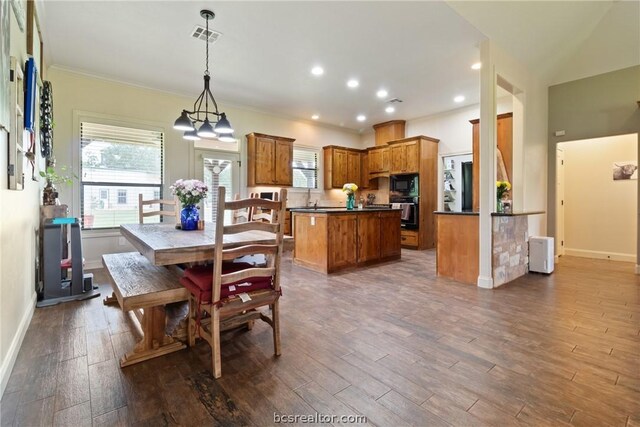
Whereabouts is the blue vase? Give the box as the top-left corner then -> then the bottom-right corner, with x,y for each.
346,194 -> 355,210
181,205 -> 199,231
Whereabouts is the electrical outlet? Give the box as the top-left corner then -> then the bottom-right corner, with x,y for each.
311,217 -> 315,226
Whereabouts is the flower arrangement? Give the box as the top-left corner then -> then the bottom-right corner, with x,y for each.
170,179 -> 208,206
496,180 -> 511,200
342,183 -> 358,195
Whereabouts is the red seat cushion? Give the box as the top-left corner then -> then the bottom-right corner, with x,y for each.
181,262 -> 273,303
60,257 -> 85,269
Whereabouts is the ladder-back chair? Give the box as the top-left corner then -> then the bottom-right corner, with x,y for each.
180,187 -> 286,378
138,194 -> 179,224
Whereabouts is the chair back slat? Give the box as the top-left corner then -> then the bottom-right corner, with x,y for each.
138,194 -> 179,224
220,267 -> 276,285
223,221 -> 279,235
221,244 -> 278,260
231,193 -> 258,224
226,197 -> 280,212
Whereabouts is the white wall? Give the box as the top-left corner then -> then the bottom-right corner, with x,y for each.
47,68 -> 362,267
0,0 -> 44,397
559,134 -> 637,262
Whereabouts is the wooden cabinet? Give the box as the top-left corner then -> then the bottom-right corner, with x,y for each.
360,152 -> 377,190
247,133 -> 295,187
400,229 -> 419,248
373,120 -> 406,146
470,113 -> 513,212
284,210 -> 292,236
293,210 -> 401,273
324,146 -> 367,189
368,146 -> 390,176
390,141 -> 419,174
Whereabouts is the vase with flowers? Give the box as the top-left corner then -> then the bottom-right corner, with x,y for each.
170,179 -> 208,230
496,180 -> 511,213
342,183 -> 358,210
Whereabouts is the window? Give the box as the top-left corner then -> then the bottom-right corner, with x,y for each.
81,121 -> 163,229
117,189 -> 127,204
153,189 -> 160,200
292,147 -> 319,189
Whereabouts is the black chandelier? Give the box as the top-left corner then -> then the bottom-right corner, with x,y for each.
173,9 -> 234,142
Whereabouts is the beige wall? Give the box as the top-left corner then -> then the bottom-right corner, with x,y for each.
47,68 -> 362,267
559,134 -> 637,261
0,0 -> 45,397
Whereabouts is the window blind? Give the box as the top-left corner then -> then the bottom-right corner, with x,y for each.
80,122 -> 163,229
292,147 -> 318,189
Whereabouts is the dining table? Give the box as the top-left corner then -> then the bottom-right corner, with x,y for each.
103,222 -> 291,367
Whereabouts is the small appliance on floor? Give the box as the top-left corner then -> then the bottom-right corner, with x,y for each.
37,218 -> 100,307
529,236 -> 555,274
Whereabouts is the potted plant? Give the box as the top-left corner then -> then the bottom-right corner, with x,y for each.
39,161 -> 77,206
496,180 -> 511,213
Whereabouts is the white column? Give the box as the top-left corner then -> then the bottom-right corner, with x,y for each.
477,40 -> 497,289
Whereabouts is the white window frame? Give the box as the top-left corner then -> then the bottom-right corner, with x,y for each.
290,144 -> 323,193
72,111 -> 167,236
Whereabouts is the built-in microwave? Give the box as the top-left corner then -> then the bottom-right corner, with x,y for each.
390,174 -> 419,197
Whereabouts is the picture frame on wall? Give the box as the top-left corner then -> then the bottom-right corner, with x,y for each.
0,0 -> 10,130
10,0 -> 26,33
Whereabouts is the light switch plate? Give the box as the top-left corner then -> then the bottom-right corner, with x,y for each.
311,217 -> 315,226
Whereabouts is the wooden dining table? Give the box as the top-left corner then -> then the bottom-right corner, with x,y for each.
104,222 -> 291,367
120,222 -> 292,265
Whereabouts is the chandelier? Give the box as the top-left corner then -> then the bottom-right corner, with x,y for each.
173,9 -> 234,142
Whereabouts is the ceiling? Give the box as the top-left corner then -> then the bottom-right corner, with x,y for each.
39,1 -> 631,131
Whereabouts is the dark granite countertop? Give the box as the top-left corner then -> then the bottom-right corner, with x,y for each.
433,211 -> 479,216
290,207 -> 401,214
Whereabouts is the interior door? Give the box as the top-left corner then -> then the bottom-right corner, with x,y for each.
195,150 -> 240,225
556,148 -> 565,257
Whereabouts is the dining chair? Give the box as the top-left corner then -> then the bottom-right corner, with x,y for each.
250,192 -> 279,223
231,192 -> 257,224
138,193 -> 179,224
180,187 -> 286,378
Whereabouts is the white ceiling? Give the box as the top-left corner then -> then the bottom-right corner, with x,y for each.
39,1 -> 634,131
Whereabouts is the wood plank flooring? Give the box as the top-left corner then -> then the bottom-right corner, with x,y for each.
1,251 -> 638,426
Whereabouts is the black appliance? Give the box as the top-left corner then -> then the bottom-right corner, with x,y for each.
390,174 -> 419,197
390,196 -> 419,229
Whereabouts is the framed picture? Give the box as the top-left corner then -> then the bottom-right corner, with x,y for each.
612,161 -> 638,180
0,0 -> 10,130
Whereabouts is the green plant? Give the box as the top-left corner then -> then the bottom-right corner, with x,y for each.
39,165 -> 77,185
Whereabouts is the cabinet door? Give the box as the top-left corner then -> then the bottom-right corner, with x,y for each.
390,145 -> 405,174
328,215 -> 357,270
347,151 -> 361,186
274,139 -> 293,186
381,147 -> 390,172
380,211 -> 401,257
357,213 -> 381,263
361,152 -> 370,189
369,149 -> 381,173
255,137 -> 275,184
405,141 -> 420,173
332,149 -> 348,188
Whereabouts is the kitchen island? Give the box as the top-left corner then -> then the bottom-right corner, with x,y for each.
291,208 -> 402,273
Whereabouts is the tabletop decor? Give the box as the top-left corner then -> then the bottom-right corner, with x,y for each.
39,161 -> 76,205
496,180 -> 511,213
171,179 -> 208,230
342,183 -> 358,210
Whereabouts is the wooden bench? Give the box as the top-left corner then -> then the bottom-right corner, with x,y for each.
102,252 -> 189,367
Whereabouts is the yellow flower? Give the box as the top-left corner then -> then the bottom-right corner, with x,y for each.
342,183 -> 358,193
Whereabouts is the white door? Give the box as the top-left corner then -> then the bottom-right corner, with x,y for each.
556,148 -> 565,257
195,150 -> 240,224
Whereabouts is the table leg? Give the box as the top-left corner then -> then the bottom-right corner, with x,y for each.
119,305 -> 186,367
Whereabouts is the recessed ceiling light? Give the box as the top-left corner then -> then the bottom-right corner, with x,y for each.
311,66 -> 324,76
376,89 -> 388,98
356,114 -> 366,122
454,95 -> 465,103
347,79 -> 359,88
471,62 -> 482,70
385,106 -> 395,113
311,114 -> 319,120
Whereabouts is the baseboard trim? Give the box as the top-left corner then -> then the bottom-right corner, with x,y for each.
564,248 -> 635,263
0,292 -> 37,399
477,275 -> 494,289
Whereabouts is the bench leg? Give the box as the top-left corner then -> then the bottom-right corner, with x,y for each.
120,305 -> 186,367
103,292 -> 118,305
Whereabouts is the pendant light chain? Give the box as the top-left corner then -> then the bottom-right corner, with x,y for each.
205,15 -> 210,76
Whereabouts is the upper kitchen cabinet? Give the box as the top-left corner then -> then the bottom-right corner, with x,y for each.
470,113 -> 513,211
389,139 -> 420,175
247,132 -> 295,186
324,146 -> 363,189
373,120 -> 406,146
368,146 -> 390,177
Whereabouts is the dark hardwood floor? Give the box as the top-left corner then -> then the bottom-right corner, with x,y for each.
1,250 -> 639,426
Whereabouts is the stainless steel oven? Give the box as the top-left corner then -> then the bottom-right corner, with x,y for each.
390,196 -> 419,229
